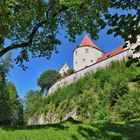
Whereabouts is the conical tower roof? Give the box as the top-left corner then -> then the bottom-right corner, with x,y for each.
79,35 -> 103,52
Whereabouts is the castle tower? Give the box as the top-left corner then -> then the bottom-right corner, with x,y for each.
74,35 -> 105,71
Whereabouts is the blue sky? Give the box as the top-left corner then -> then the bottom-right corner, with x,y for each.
7,27 -> 124,98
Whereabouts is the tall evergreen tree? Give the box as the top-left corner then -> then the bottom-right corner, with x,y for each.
0,53 -> 12,125
7,82 -> 24,125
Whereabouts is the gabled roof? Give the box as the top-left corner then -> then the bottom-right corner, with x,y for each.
79,34 -> 104,52
97,44 -> 129,63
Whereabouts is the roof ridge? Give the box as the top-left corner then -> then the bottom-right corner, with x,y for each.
79,34 -> 103,52
97,44 -> 128,63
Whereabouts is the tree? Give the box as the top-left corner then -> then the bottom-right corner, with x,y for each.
0,53 -> 23,125
7,82 -> 24,125
104,0 -> 140,66
0,53 -> 12,125
0,0 -> 139,67
0,0 -> 109,68
24,90 -> 43,122
37,70 -> 61,92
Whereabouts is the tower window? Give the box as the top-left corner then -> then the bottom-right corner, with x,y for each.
75,51 -> 77,55
85,48 -> 89,53
83,59 -> 85,62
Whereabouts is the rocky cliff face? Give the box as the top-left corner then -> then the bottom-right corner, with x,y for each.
28,114 -> 45,125
28,109 -> 77,125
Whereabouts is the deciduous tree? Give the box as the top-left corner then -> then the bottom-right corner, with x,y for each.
38,70 -> 61,92
0,0 -> 139,67
0,0 -> 108,68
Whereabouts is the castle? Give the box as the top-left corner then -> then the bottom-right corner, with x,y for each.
48,34 -> 140,95
74,35 -> 105,71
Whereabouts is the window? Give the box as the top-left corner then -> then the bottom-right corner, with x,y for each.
85,48 -> 89,53
83,59 -> 85,62
91,60 -> 93,62
75,51 -> 77,55
75,62 -> 77,65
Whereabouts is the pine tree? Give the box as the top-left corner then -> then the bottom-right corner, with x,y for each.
0,54 -> 12,124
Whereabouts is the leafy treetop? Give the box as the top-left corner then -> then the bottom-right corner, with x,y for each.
37,70 -> 61,92
0,0 -> 139,68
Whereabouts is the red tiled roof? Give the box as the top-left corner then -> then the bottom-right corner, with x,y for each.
97,44 -> 128,63
79,35 -> 104,52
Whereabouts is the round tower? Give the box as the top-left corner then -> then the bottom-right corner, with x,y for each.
74,35 -> 105,71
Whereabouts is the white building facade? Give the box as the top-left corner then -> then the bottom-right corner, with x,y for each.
59,63 -> 70,76
74,35 -> 105,71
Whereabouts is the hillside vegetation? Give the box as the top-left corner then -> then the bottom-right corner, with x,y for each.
26,61 -> 140,124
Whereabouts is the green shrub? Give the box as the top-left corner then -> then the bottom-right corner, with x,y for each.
113,90 -> 140,121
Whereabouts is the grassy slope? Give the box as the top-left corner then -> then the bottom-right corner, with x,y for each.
0,119 -> 140,140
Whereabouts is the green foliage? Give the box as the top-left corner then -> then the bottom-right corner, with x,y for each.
0,83 -> 12,125
37,70 -> 61,92
0,0 -> 109,68
7,82 -> 24,125
0,119 -> 140,140
0,53 -> 23,125
34,61 -> 140,123
0,0 -> 139,67
105,1 -> 140,65
0,53 -> 13,125
114,90 -> 140,121
24,90 -> 44,122
63,68 -> 75,77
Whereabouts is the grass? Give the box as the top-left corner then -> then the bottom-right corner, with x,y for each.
0,119 -> 140,140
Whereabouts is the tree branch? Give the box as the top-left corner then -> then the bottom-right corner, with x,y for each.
0,4 -> 68,57
0,42 -> 30,57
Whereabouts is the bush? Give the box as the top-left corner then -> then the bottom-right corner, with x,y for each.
113,90 -> 140,121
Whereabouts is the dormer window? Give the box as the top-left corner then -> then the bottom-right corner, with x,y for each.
85,48 -> 89,53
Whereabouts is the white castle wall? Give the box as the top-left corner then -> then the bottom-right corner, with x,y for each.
74,47 -> 104,71
47,49 -> 130,95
